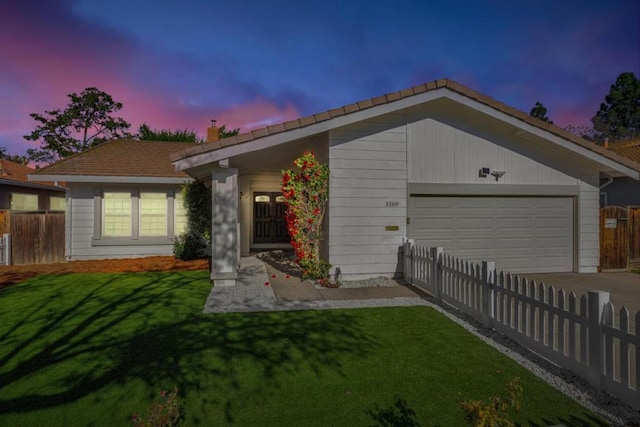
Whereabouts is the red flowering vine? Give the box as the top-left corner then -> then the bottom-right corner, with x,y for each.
282,152 -> 330,279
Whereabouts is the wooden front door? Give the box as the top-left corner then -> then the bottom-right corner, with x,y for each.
253,192 -> 289,244
600,206 -> 628,269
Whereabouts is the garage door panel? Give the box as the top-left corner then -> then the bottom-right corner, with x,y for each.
457,238 -> 494,250
409,196 -> 573,274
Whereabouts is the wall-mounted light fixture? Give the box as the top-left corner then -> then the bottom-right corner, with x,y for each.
479,168 -> 506,181
490,170 -> 506,181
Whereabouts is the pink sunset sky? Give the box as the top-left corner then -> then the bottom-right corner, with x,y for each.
1,0 -> 638,156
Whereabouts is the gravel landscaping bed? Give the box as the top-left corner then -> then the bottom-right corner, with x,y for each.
256,250 -> 402,288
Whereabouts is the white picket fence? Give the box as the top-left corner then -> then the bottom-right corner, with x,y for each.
0,233 -> 10,266
403,240 -> 640,410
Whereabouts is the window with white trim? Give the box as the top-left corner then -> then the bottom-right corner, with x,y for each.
174,192 -> 188,236
103,192 -> 132,236
50,196 -> 66,211
11,193 -> 38,211
139,192 -> 167,236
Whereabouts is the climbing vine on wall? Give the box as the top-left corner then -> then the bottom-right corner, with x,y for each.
173,179 -> 211,260
282,152 -> 330,279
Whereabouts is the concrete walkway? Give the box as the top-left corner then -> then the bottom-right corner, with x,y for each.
204,256 -> 427,313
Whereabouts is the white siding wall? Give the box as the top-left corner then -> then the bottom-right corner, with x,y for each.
405,100 -> 602,274
67,183 -> 180,260
407,117 -> 577,185
577,174 -> 600,272
328,113 -> 407,279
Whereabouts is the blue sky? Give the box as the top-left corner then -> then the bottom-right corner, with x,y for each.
1,0 -> 638,156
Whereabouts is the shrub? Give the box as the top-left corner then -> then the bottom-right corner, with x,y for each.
173,233 -> 205,261
460,377 -> 523,427
281,152 -> 330,279
182,180 -> 211,241
132,387 -> 184,427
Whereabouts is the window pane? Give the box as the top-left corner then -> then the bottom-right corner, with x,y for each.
103,192 -> 131,236
174,192 -> 188,236
11,193 -> 38,211
140,192 -> 167,236
50,196 -> 66,211
255,195 -> 270,202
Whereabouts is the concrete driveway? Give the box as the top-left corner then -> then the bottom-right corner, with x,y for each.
522,272 -> 640,322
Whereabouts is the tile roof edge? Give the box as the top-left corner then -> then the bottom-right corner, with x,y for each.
170,78 -> 640,174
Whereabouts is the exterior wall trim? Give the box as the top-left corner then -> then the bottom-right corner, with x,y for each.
91,237 -> 174,246
408,183 -> 580,196
30,175 -> 191,184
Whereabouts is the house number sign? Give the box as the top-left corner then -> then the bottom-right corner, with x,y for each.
605,218 -> 617,229
386,201 -> 400,207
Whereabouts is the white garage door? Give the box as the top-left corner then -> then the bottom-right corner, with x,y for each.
409,196 -> 574,274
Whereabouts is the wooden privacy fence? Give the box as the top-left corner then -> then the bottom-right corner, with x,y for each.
600,206 -> 640,270
2,212 -> 65,265
403,240 -> 640,410
0,210 -> 9,234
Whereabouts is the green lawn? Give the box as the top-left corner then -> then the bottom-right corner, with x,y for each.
0,271 -> 605,426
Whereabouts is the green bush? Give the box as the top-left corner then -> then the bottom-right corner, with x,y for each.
182,180 -> 211,240
173,233 -> 205,261
460,377 -> 523,427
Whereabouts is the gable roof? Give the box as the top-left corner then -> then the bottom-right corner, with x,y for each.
0,158 -> 64,191
30,140 -> 194,183
170,78 -> 640,178
608,138 -> 640,163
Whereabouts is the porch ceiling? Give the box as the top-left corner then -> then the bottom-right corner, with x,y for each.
217,133 -> 327,175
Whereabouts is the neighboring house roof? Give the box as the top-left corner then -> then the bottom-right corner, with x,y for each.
170,78 -> 640,178
29,140 -> 194,183
608,138 -> 640,163
0,158 -> 64,191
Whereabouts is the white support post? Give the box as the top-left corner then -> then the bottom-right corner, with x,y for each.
211,166 -> 239,287
481,261 -> 495,327
430,246 -> 444,298
587,290 -> 610,388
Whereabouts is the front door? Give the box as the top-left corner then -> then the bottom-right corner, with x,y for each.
253,192 -> 289,244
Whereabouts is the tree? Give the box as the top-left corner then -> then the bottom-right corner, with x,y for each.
563,124 -> 595,141
529,102 -> 553,124
137,123 -> 200,142
137,123 -> 240,143
24,87 -> 131,164
591,72 -> 640,142
218,124 -> 240,139
0,147 -> 29,165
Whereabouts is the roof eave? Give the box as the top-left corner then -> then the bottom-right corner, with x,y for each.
0,178 -> 66,191
174,88 -> 450,172
28,174 -> 193,184
173,84 -> 640,181
444,92 -> 640,180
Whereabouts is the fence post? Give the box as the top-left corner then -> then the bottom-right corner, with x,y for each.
403,239 -> 415,284
587,290 -> 609,389
3,233 -> 10,266
481,261 -> 495,327
430,247 -> 443,299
